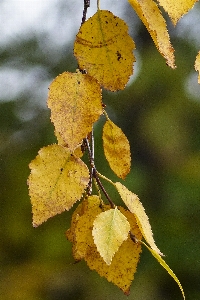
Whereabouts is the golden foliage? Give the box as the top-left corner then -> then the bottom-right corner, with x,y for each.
48,71 -> 103,151
157,0 -> 198,25
102,119 -> 131,179
28,144 -> 89,227
115,182 -> 164,256
74,10 -> 135,91
128,0 -> 176,68
195,51 -> 200,84
92,207 -> 130,265
66,196 -> 142,294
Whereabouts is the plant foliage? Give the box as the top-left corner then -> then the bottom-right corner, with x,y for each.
28,0 -> 200,297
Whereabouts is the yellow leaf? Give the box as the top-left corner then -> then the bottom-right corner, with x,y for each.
128,0 -> 176,68
92,207 -> 130,265
48,71 -> 103,151
28,144 -> 89,227
70,196 -> 102,261
74,10 -> 135,91
195,51 -> 200,84
103,119 -> 131,179
142,241 -> 185,300
67,196 -> 142,294
115,182 -> 164,256
157,0 -> 198,25
55,130 -> 83,158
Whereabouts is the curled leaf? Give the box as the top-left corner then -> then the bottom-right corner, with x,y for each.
92,207 -> 130,265
48,71 -> 103,151
115,182 -> 164,256
103,119 -> 131,179
28,144 -> 89,227
128,0 -> 176,68
74,10 -> 135,91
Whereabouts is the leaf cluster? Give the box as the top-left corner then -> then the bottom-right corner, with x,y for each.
26,1 -> 200,297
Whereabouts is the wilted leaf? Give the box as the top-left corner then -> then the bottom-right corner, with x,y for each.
48,71 -> 103,151
74,10 -> 135,91
28,144 -> 89,227
115,182 -> 164,256
195,51 -> 200,84
92,207 -> 130,265
157,0 -> 198,25
142,241 -> 185,300
67,196 -> 142,294
128,0 -> 176,68
103,119 -> 131,179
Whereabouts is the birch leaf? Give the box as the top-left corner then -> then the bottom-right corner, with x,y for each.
115,182 -> 164,256
48,71 -> 103,151
157,0 -> 198,25
103,119 -> 131,179
195,51 -> 200,84
128,0 -> 175,68
92,207 -> 130,265
142,242 -> 185,300
28,144 -> 89,227
66,196 -> 142,294
74,10 -> 135,91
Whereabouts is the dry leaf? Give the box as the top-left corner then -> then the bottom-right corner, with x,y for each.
128,0 -> 176,68
28,144 -> 89,227
92,207 -> 130,265
157,0 -> 198,25
103,119 -> 131,179
74,10 -> 135,91
115,182 -> 164,256
48,71 -> 103,151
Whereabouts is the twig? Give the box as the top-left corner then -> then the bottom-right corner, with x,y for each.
93,168 -> 115,209
82,0 -> 90,25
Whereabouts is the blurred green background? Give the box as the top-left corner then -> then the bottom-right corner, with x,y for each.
1,1 -> 200,299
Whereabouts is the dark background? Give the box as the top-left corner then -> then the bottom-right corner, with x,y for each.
1,1 -> 200,299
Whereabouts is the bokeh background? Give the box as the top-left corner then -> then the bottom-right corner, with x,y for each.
1,0 -> 200,299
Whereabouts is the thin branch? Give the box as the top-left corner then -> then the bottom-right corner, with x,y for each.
82,0 -> 90,25
93,168 -> 115,208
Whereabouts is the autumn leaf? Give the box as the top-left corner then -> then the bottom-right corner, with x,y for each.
128,0 -> 176,68
142,241 -> 185,300
55,130 -> 83,158
157,0 -> 198,25
195,51 -> 200,84
115,182 -> 164,256
66,196 -> 142,294
103,119 -> 131,179
48,71 -> 103,151
74,10 -> 135,91
28,144 -> 89,227
92,207 -> 130,265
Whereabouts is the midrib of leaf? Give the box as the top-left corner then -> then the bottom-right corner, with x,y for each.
48,155 -> 71,199
97,10 -> 115,80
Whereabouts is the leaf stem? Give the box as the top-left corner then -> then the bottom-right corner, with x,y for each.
96,171 -> 115,186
